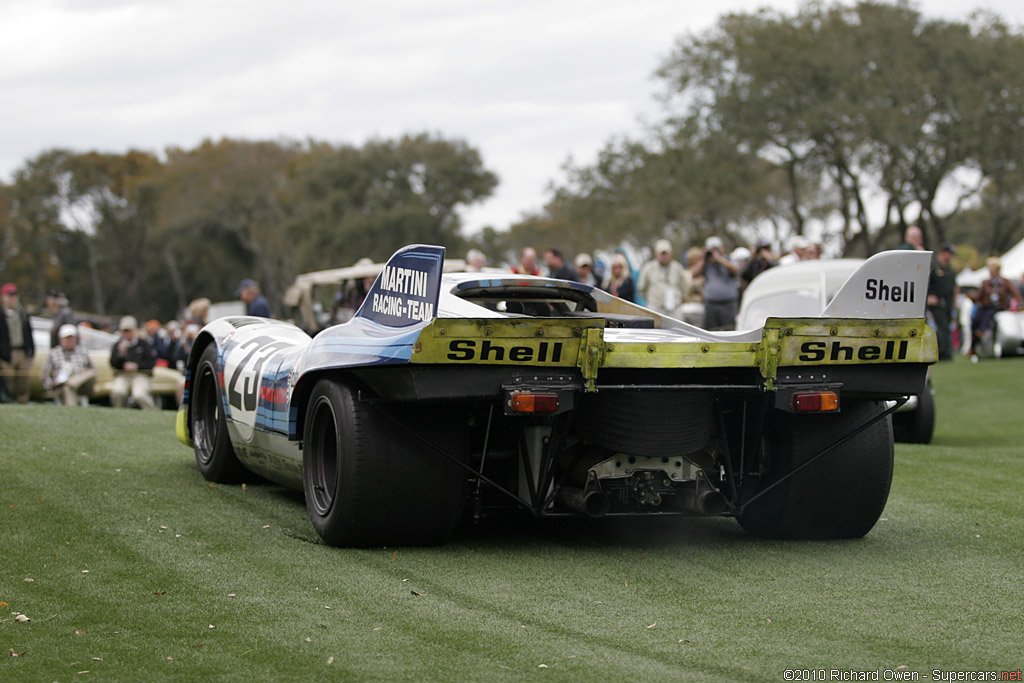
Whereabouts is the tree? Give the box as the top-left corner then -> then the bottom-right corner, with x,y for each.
519,123 -> 799,256
147,138 -> 302,314
654,1 -> 1024,255
281,133 -> 497,271
4,150 -> 67,304
3,149 -> 163,316
59,150 -> 163,315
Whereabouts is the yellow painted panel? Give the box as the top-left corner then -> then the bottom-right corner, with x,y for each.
408,317 -> 937,379
411,319 -> 586,367
176,408 -> 192,446
766,318 -> 938,366
602,342 -> 759,369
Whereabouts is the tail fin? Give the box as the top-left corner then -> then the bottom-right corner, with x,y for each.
822,250 -> 932,319
354,245 -> 446,327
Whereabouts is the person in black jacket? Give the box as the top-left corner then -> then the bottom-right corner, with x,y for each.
542,248 -> 579,282
741,243 -> 777,290
110,315 -> 157,409
1,283 -> 35,403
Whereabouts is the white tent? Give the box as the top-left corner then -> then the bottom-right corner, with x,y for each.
956,236 -> 1024,288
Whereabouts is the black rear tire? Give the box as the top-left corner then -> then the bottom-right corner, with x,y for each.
738,401 -> 893,539
302,379 -> 466,547
192,345 -> 245,483
892,381 -> 935,444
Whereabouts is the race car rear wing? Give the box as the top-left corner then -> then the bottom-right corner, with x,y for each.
821,249 -> 931,319
404,248 -> 936,395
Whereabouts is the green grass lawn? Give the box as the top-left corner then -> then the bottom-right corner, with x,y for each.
3,356 -> 1023,681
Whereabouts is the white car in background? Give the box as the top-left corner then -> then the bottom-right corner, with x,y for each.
738,258 -> 936,444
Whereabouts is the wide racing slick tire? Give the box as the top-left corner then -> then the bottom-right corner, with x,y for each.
738,400 -> 894,540
892,380 -> 935,444
302,378 -> 467,547
191,345 -> 246,483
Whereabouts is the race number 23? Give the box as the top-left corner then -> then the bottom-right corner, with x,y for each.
227,336 -> 292,412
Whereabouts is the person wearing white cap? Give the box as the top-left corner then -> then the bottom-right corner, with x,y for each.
41,324 -> 96,406
574,253 -> 599,287
637,239 -> 691,316
778,235 -> 813,266
110,315 -> 158,409
465,249 -> 487,272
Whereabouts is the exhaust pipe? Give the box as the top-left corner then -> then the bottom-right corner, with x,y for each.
676,487 -> 728,515
556,486 -> 610,518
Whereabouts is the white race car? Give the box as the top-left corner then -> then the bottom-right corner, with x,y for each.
178,246 -> 936,546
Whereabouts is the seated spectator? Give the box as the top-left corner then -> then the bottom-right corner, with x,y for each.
110,316 -> 157,409
41,324 -> 96,406
144,319 -> 171,362
969,257 -> 1021,360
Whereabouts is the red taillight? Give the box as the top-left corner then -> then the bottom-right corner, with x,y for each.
510,392 -> 560,413
792,391 -> 839,412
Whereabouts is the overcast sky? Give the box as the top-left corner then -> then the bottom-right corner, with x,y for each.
2,0 -> 1021,234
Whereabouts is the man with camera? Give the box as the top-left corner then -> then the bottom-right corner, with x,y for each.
688,236 -> 741,331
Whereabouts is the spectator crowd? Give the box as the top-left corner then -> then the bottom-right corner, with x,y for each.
476,227 -> 1013,359
493,234 -> 825,331
0,231 -> 1018,407
0,287 -> 221,407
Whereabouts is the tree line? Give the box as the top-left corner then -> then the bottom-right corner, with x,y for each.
0,135 -> 497,321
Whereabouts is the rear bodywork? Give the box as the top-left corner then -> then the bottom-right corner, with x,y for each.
738,258 -> 937,443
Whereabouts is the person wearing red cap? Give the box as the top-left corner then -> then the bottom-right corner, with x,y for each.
1,283 -> 35,403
